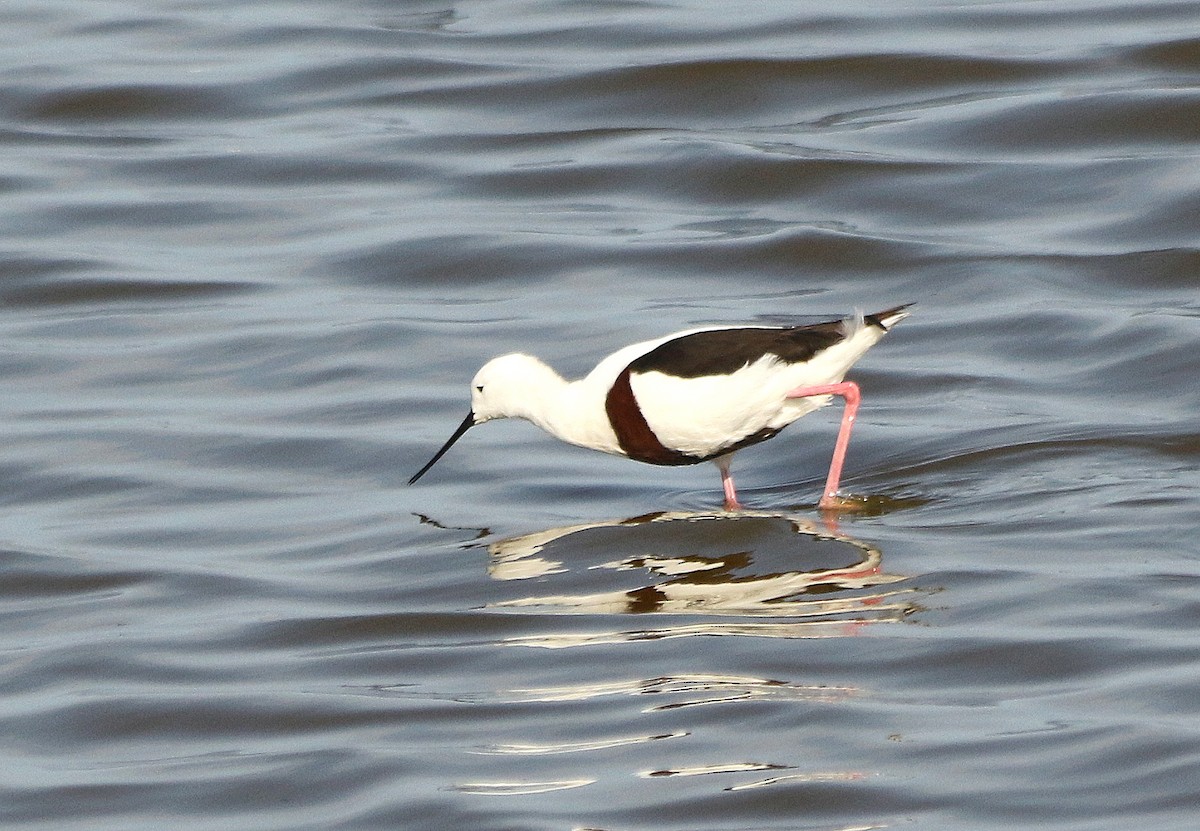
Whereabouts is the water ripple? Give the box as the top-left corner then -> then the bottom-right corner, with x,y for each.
4,0 -> 1200,828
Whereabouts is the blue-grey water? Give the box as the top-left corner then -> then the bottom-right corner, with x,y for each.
3,1 -> 1199,829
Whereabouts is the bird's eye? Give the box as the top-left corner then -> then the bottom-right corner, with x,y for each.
475,385 -> 484,393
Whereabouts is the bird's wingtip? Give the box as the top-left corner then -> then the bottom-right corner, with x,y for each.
865,303 -> 914,331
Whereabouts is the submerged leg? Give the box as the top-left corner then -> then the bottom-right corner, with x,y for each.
715,455 -> 741,512
785,381 -> 861,509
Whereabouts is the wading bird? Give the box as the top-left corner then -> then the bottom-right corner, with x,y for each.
410,304 -> 911,510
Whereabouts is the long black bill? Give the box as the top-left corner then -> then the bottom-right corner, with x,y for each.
408,410 -> 475,485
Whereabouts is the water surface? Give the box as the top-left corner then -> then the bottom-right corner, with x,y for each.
2,1 -> 1199,829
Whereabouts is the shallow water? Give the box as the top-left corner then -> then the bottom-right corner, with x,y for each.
3,1 -> 1199,829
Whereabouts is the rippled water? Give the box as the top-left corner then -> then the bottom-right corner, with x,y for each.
3,1 -> 1199,828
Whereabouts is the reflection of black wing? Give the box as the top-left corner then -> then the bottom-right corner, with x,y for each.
628,322 -> 848,379
485,510 -> 913,629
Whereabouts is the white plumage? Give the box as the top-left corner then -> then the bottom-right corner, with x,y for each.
410,304 -> 911,510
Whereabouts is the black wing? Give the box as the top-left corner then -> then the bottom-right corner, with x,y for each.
627,321 -> 848,379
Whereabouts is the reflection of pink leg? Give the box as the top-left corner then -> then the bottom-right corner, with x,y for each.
716,455 -> 741,511
785,381 -> 861,509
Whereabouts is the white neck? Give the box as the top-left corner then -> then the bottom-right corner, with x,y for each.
521,377 -> 620,455
474,353 -> 623,456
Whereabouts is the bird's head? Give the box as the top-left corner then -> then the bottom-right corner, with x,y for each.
408,353 -> 558,484
469,353 -> 556,423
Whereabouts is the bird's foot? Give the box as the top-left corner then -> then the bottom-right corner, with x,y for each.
817,492 -> 871,513
723,498 -> 743,512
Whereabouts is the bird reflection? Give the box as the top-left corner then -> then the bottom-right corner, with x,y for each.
484,511 -> 918,635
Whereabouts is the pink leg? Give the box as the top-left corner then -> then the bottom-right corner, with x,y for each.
716,455 -> 741,511
785,381 -> 861,509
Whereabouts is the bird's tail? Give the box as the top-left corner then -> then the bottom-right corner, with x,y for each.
864,303 -> 914,332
